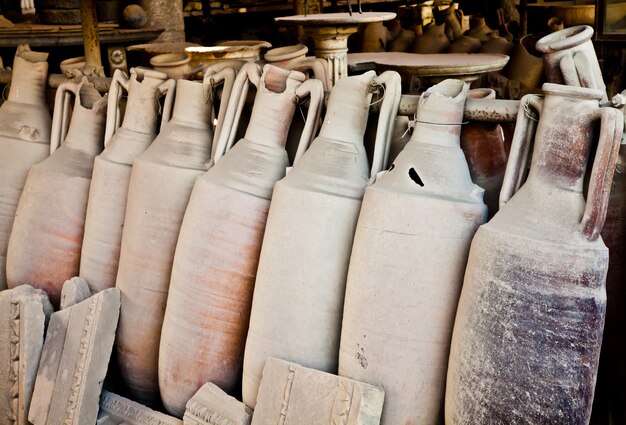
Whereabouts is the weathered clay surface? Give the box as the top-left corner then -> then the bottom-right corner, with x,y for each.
159,64 -> 321,416
80,68 -> 171,294
6,82 -> 107,307
0,45 -> 51,291
117,74 -> 233,405
445,84 -> 624,424
29,288 -> 121,425
252,357 -> 384,425
242,71 -> 401,408
183,383 -> 252,425
339,80 -> 486,425
0,285 -> 53,425
60,276 -> 92,309
97,391 -> 182,425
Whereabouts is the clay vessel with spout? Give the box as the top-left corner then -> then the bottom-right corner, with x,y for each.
445,84 -> 623,424
242,70 -> 401,408
79,68 -> 174,294
115,63 -> 237,405
339,79 -> 486,425
0,44 -> 51,290
158,63 -> 323,416
6,79 -> 107,307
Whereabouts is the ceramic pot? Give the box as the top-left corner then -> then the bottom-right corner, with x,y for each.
445,84 -> 623,424
0,45 -> 51,291
115,64 -> 237,405
150,52 -> 200,80
479,33 -> 514,55
448,35 -> 481,53
158,63 -> 323,416
506,34 -> 544,91
536,25 -> 607,102
339,80 -> 486,425
437,5 -> 464,40
460,88 -> 508,217
6,79 -> 107,307
412,23 -> 450,54
242,70 -> 402,408
467,16 -> 494,42
360,21 -> 391,52
389,27 -> 416,53
79,68 -> 174,294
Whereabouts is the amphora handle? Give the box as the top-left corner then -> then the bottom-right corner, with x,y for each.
50,78 -> 84,153
292,78 -> 324,164
104,69 -> 129,146
369,70 -> 402,180
578,107 -> 623,241
559,51 -> 599,93
157,78 -> 176,132
499,94 -> 542,206
213,62 -> 262,163
203,65 -> 237,159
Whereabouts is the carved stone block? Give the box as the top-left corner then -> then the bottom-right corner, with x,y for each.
0,285 -> 53,425
183,383 -> 252,425
97,391 -> 182,425
252,358 -> 384,425
60,277 -> 92,310
29,288 -> 121,425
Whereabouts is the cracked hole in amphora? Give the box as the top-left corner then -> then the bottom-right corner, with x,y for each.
409,167 -> 424,187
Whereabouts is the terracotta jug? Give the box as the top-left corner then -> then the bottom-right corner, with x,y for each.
412,23 -> 450,54
6,79 -> 107,307
158,63 -> 323,416
445,83 -> 623,424
115,64 -> 237,405
466,16 -> 494,42
79,68 -> 174,294
360,21 -> 392,52
479,33 -> 514,55
460,88 -> 508,217
0,44 -> 51,291
242,70 -> 402,408
339,80 -> 486,425
536,25 -> 607,102
437,5 -> 464,40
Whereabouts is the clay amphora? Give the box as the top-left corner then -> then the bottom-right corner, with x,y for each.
6,79 -> 107,307
437,5 -> 464,40
242,70 -> 402,408
158,63 -> 324,416
536,25 -> 607,102
0,45 -> 51,290
460,88 -> 508,217
115,64 -> 237,405
79,68 -> 174,294
479,33 -> 514,55
445,83 -> 624,424
466,16 -> 494,42
339,79 -> 486,425
412,23 -> 450,54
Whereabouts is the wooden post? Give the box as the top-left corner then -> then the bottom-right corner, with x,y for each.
79,0 -> 104,76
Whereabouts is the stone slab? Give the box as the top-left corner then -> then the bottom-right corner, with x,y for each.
97,391 -> 182,425
183,383 -> 252,425
252,357 -> 384,425
60,277 -> 92,310
0,285 -> 53,425
29,288 -> 121,425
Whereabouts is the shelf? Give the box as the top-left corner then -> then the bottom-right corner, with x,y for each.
0,23 -> 163,47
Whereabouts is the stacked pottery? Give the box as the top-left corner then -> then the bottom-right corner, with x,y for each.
158,63 -> 323,416
79,68 -> 174,294
339,79 -> 486,425
505,34 -> 544,93
242,70 -> 401,407
460,88 -> 508,217
0,45 -> 51,290
6,79 -> 107,307
115,64 -> 237,404
445,84 -> 623,424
